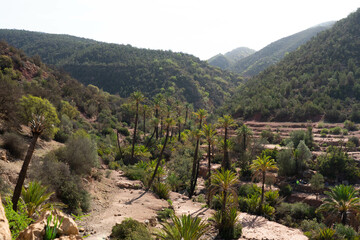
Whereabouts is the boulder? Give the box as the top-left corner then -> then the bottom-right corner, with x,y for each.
17,210 -> 81,240
0,150 -> 7,162
116,180 -> 143,189
0,194 -> 11,240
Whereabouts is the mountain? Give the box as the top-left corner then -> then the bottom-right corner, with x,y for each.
231,22 -> 335,77
0,30 -> 242,109
222,9 -> 360,122
207,47 -> 255,69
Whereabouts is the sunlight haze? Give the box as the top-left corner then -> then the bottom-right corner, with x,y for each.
0,0 -> 358,59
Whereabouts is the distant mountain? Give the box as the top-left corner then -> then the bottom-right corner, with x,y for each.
222,9 -> 360,122
207,47 -> 255,69
231,22 -> 335,76
0,30 -> 242,109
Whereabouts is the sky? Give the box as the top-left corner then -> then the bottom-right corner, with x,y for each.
0,0 -> 358,60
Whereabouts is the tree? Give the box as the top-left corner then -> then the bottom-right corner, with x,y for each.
250,155 -> 278,210
209,168 -> 239,239
203,124 -> 217,187
194,109 -> 207,130
130,91 -> 145,163
218,115 -> 236,170
317,184 -> 360,226
177,116 -> 184,142
148,118 -> 175,189
189,129 -> 204,199
235,124 -> 253,168
142,104 -> 150,135
153,94 -> 164,139
12,95 -> 59,211
294,140 -> 312,176
310,173 -> 324,200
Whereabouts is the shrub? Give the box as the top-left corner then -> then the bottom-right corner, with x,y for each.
238,184 -> 261,197
117,127 -> 130,137
320,128 -> 329,134
2,132 -> 26,159
152,182 -> 170,200
212,207 -> 241,239
330,126 -> 342,135
276,202 -> 315,221
279,184 -> 292,198
334,224 -> 358,240
110,218 -> 151,240
348,136 -> 359,147
156,208 -> 174,222
344,120 -> 358,131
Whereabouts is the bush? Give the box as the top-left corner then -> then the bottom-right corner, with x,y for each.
329,126 -> 342,135
276,202 -> 315,221
334,224 -> 358,240
344,120 -> 358,131
2,132 -> 26,159
117,127 -> 130,137
320,128 -> 329,135
152,182 -> 170,200
110,218 -> 151,240
156,208 -> 174,222
238,184 -> 261,197
279,184 -> 292,198
348,136 -> 359,147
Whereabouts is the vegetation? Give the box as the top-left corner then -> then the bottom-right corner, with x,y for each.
110,218 -> 152,240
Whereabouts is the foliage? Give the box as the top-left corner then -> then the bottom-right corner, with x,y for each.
155,214 -> 210,240
21,181 -> 55,217
212,207 -> 241,239
110,218 -> 151,240
309,173 -> 324,193
2,132 -> 26,159
152,182 -> 170,200
156,208 -> 174,222
317,184 -> 360,226
344,120 -> 358,131
3,196 -> 32,240
279,184 -> 293,198
44,213 -> 63,240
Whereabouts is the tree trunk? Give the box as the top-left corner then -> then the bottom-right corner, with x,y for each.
178,123 -> 181,142
189,138 -> 200,198
131,102 -> 139,163
342,211 -> 347,225
185,108 -> 188,129
260,170 -> 266,211
207,142 -> 212,206
145,128 -> 156,148
143,109 -> 146,137
222,127 -> 230,170
155,109 -> 159,140
12,132 -> 39,211
116,130 -> 123,159
147,126 -> 170,190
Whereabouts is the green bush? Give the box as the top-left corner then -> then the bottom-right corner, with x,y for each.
330,126 -> 342,135
279,184 -> 292,198
348,136 -> 359,147
320,128 -> 329,135
344,120 -> 358,131
110,218 -> 151,240
152,182 -> 170,200
118,127 -> 130,137
334,224 -> 358,240
276,202 -> 315,221
2,132 -> 26,159
238,184 -> 261,197
156,208 -> 174,222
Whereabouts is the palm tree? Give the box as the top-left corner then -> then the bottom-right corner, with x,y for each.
142,104 -> 150,135
250,155 -> 278,209
177,116 -> 184,142
148,118 -> 175,189
194,109 -> 207,130
203,124 -> 217,186
236,124 -> 253,154
317,184 -> 360,225
218,115 -> 236,170
210,168 -> 239,214
130,91 -> 145,163
189,129 -> 204,198
145,118 -> 159,148
155,214 -> 209,240
209,168 -> 239,239
153,93 -> 164,139
184,103 -> 192,129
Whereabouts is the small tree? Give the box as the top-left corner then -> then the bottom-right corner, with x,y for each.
12,95 -> 59,211
310,173 -> 324,200
218,115 -> 236,170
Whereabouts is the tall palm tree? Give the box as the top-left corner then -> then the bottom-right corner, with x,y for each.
130,91 -> 145,163
177,116 -> 184,142
218,115 -> 236,170
236,124 -> 253,154
148,118 -> 175,189
250,155 -> 278,208
189,129 -> 204,198
145,118 -> 159,148
184,103 -> 192,129
203,124 -> 217,186
142,104 -> 150,135
317,184 -> 360,226
155,214 -> 209,240
153,93 -> 164,139
194,109 -> 207,130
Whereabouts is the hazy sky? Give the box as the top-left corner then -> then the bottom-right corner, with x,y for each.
0,0 -> 358,59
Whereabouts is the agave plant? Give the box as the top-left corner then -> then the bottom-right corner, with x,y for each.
155,214 -> 209,240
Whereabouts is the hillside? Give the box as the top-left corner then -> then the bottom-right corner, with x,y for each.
0,30 -> 242,109
208,47 -> 255,69
223,9 -> 360,122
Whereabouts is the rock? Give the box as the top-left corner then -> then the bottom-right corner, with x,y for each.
116,180 -> 143,189
0,194 -> 11,240
0,150 -> 7,162
148,217 -> 157,227
17,210 -> 81,240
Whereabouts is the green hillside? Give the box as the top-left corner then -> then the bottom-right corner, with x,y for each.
207,47 -> 255,69
0,30 -> 242,109
223,9 -> 360,122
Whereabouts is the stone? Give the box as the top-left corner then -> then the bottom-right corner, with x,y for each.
17,210 -> 81,240
116,180 -> 143,189
0,194 -> 11,240
0,150 -> 7,162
